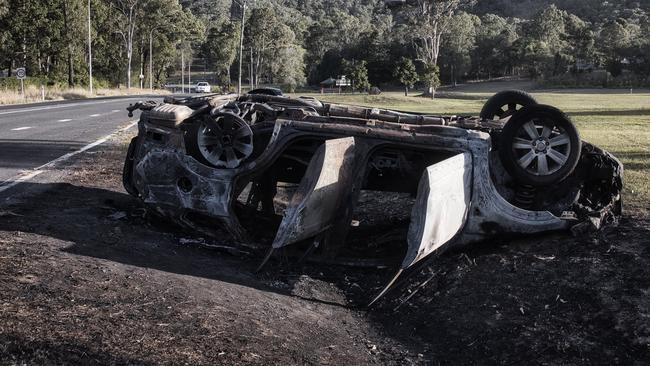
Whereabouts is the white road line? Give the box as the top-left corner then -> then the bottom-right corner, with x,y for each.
57,119 -> 72,122
11,127 -> 32,131
0,120 -> 138,195
0,98 -> 141,116
111,109 -> 121,113
89,114 -> 101,117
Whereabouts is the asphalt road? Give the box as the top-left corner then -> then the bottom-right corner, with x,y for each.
0,97 -> 160,184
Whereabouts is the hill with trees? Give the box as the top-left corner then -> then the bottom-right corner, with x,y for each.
2,0 -> 650,92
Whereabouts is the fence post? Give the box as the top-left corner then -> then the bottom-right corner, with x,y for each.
41,85 -> 45,101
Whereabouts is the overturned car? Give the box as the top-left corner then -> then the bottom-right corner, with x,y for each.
123,90 -> 622,297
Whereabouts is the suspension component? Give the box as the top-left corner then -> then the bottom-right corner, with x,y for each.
514,184 -> 537,210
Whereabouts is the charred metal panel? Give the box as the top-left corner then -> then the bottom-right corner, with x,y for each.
404,153 -> 473,269
458,137 -> 570,244
134,148 -> 236,218
272,137 -> 366,249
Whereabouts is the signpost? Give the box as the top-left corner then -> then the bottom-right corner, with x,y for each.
335,75 -> 351,94
16,67 -> 26,98
335,75 -> 351,86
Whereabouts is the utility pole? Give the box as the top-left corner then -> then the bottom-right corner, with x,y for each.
236,0 -> 247,95
87,0 -> 93,94
149,29 -> 154,91
249,47 -> 253,90
181,51 -> 184,93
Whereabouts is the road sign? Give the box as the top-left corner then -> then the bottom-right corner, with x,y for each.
335,75 -> 351,86
15,67 -> 26,79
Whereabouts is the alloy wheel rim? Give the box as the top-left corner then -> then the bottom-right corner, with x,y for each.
197,114 -> 253,168
511,118 -> 572,176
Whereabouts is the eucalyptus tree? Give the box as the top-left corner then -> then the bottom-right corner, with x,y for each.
202,21 -> 239,86
245,6 -> 301,88
142,0 -> 200,88
110,0 -> 142,88
470,13 -> 517,79
107,0 -> 199,88
273,44 -> 306,91
598,18 -> 640,78
440,11 -> 479,84
392,0 -> 475,94
59,0 -> 86,86
398,0 -> 476,67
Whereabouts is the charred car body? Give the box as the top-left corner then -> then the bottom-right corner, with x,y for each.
123,90 -> 622,293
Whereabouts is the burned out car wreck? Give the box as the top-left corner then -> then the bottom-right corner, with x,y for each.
123,90 -> 622,299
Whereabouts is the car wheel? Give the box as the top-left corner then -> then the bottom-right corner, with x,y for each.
499,104 -> 581,187
480,90 -> 537,120
195,112 -> 254,169
122,136 -> 140,197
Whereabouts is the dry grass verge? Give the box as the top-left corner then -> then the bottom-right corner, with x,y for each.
0,85 -> 169,105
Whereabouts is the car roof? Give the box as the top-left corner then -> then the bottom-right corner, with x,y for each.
248,87 -> 283,96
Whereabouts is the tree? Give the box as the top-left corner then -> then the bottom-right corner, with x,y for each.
393,57 -> 419,96
398,0 -> 475,68
179,0 -> 230,24
421,62 -> 440,98
110,0 -> 141,89
59,0 -> 85,87
599,19 -> 639,80
3,0 -> 650,91
358,29 -> 394,86
0,1 -> 8,77
246,7 -> 299,87
202,21 -> 239,86
564,13 -> 595,83
273,44 -> 306,92
470,13 -> 517,79
532,5 -> 571,76
514,5 -> 574,79
342,59 -> 370,92
303,8 -> 369,84
514,37 -> 550,79
441,11 -> 479,85
231,0 -> 249,94
628,21 -> 650,83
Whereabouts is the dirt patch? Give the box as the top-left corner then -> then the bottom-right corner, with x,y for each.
0,135 -> 418,365
372,210 -> 650,365
0,131 -> 649,365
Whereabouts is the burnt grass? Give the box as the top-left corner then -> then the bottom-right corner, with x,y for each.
1,136 -> 649,365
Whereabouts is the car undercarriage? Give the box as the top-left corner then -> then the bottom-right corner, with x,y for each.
123,91 -> 623,302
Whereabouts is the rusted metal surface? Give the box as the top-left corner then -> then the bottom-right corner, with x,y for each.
123,92 -> 623,291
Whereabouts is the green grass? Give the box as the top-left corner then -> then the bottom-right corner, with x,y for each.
291,87 -> 650,204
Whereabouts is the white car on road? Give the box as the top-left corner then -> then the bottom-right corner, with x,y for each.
195,82 -> 211,93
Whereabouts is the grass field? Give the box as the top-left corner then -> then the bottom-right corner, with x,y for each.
293,84 -> 650,204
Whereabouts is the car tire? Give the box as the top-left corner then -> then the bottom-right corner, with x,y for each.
122,136 -> 140,197
499,104 -> 581,187
480,90 -> 537,120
